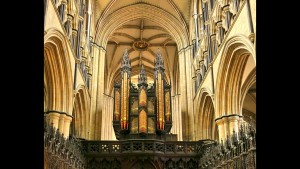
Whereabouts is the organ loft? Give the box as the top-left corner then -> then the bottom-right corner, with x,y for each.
113,49 -> 175,140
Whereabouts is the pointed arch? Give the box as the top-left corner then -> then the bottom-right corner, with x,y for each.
215,35 -> 256,118
240,68 -> 256,110
194,88 -> 217,140
44,28 -> 74,115
73,85 -> 90,139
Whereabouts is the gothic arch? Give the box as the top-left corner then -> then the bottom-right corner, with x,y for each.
195,88 -> 217,140
215,35 -> 255,118
73,85 -> 90,139
44,28 -> 74,115
240,68 -> 256,112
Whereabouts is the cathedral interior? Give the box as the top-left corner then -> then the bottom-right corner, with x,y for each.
44,0 -> 256,168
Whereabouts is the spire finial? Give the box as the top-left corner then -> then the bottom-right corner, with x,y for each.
138,64 -> 147,85
121,48 -> 131,77
154,49 -> 164,74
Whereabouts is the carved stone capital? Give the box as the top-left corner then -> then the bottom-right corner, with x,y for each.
72,29 -> 78,35
67,14 -> 74,21
64,115 -> 73,123
203,51 -> 208,58
210,34 -> 216,41
75,59 -> 81,64
248,33 -> 255,43
216,21 -> 223,28
61,0 -> 67,4
47,111 -> 60,118
215,117 -> 225,125
193,13 -> 198,19
222,4 -> 230,13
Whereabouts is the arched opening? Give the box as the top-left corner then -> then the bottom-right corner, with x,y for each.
242,82 -> 256,128
71,86 -> 90,139
44,30 -> 74,115
215,35 -> 256,139
216,35 -> 255,118
241,68 -> 256,129
195,89 -> 218,141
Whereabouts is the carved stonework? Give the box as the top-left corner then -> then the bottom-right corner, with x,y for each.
199,124 -> 256,169
44,123 -> 86,169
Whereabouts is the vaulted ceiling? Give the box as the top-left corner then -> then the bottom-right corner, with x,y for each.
106,19 -> 177,85
94,0 -> 191,92
94,0 -> 191,27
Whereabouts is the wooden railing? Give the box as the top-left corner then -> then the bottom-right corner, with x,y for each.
44,122 -> 255,169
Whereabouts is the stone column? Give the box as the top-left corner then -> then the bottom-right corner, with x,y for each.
47,111 -> 61,130
193,73 -> 197,94
76,20 -> 84,58
171,96 -> 176,135
84,64 -> 89,82
95,47 -> 106,140
196,68 -> 201,87
186,47 -> 195,140
222,4 -> 231,32
71,29 -> 78,54
44,0 -> 48,27
203,51 -> 209,69
88,43 -> 100,140
215,117 -> 225,142
171,95 -> 180,141
63,115 -> 73,138
64,14 -> 73,40
58,0 -> 67,23
231,0 -> 239,17
178,51 -> 188,140
246,0 -> 255,42
228,115 -> 240,136
105,95 -> 108,139
223,117 -> 229,139
193,15 -> 199,51
58,113 -> 66,134
106,96 -> 109,139
54,0 -> 59,7
176,95 -> 182,141
110,97 -> 114,140
199,14 -> 205,37
87,72 -> 91,89
101,96 -> 106,140
199,60 -> 205,79
216,21 -> 224,45
210,34 -> 217,60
